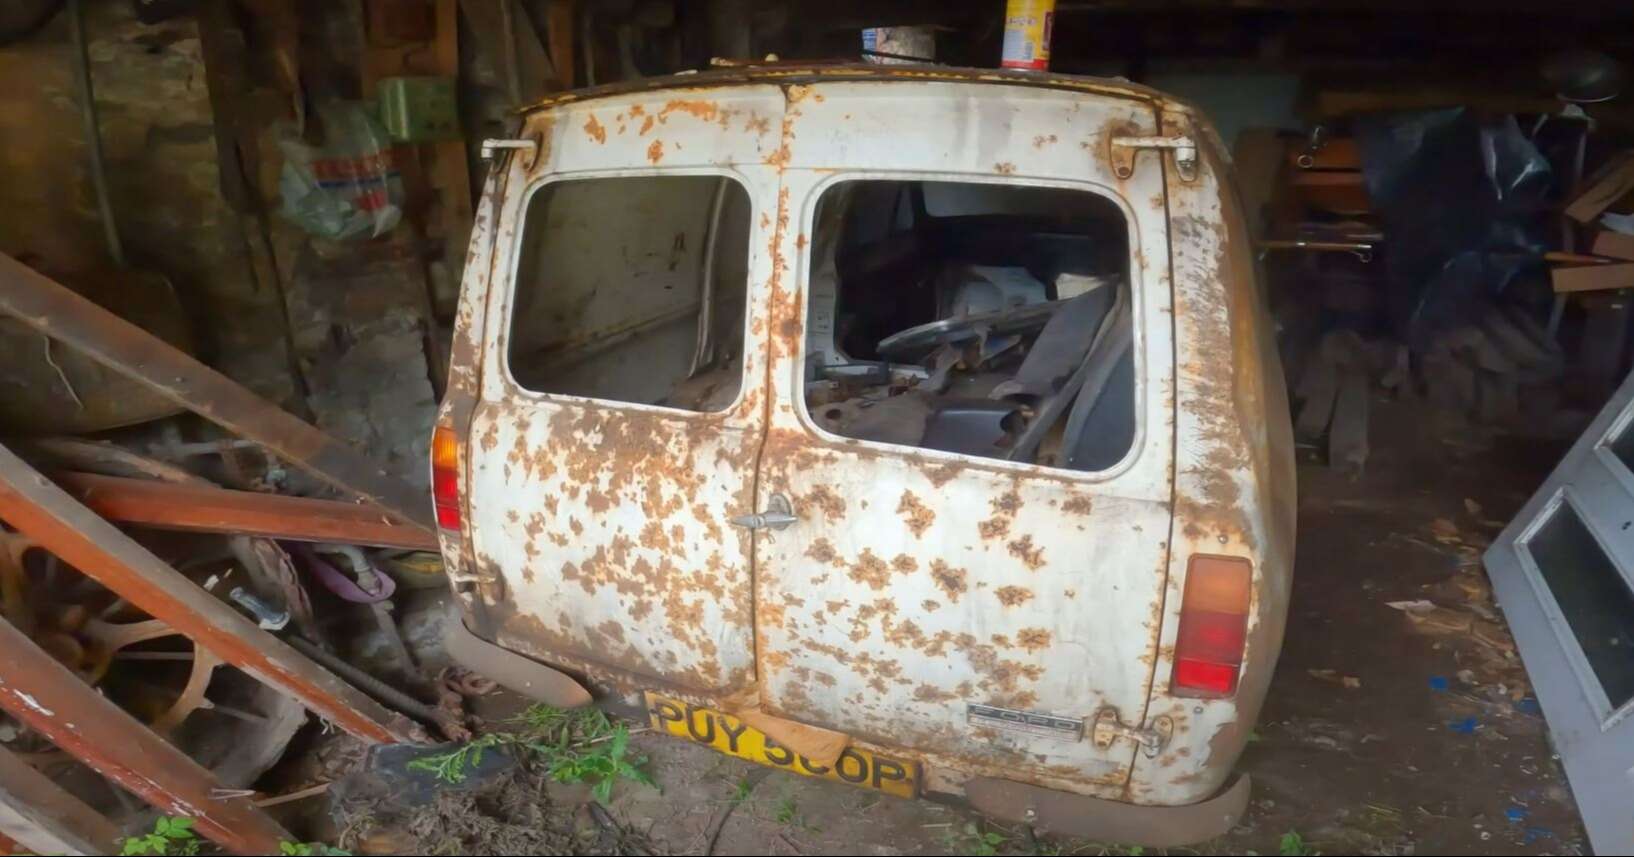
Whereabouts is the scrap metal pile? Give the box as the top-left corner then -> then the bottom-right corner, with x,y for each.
0,252 -> 456,855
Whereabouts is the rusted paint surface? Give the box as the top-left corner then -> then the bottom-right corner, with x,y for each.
451,74 -> 1288,810
1125,110 -> 1296,806
458,88 -> 788,693
750,82 -> 1177,799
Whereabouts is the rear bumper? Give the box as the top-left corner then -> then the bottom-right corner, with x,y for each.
964,773 -> 1250,847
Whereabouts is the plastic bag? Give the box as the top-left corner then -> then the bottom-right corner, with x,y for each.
278,102 -> 404,241
1356,108 -> 1555,347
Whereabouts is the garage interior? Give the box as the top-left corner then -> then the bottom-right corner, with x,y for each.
1,0 -> 1632,854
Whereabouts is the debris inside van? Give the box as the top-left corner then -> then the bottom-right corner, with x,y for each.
804,181 -> 1137,472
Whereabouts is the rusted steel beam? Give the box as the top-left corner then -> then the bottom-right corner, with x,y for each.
0,619 -> 290,856
0,744 -> 122,856
0,442 -> 417,745
0,252 -> 433,532
55,471 -> 440,551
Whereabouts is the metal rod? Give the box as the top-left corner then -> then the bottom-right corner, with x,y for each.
689,177 -> 731,377
67,0 -> 124,267
0,441 -> 417,744
0,618 -> 290,855
0,253 -> 434,532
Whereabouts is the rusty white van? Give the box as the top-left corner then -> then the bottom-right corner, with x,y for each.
431,64 -> 1295,844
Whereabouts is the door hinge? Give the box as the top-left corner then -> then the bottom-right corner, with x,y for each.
1091,707 -> 1173,758
480,136 -> 542,171
1109,134 -> 1198,182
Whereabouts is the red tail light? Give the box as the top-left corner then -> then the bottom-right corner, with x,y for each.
431,426 -> 462,531
1171,555 -> 1252,698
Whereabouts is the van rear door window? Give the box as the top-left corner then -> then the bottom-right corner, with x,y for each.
803,179 -> 1136,472
507,175 -> 752,413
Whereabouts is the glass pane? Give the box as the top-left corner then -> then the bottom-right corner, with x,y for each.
1609,414 -> 1634,476
508,176 -> 751,412
1527,500 -> 1634,711
801,179 -> 1135,473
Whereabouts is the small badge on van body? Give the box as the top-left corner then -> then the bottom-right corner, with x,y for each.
967,704 -> 1084,741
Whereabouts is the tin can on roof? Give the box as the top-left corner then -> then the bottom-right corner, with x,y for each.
1001,0 -> 1055,71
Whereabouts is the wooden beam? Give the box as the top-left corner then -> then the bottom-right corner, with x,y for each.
54,472 -> 440,551
0,253 -> 432,532
0,619 -> 290,856
0,442 -> 417,745
1552,262 -> 1634,293
0,745 -> 121,856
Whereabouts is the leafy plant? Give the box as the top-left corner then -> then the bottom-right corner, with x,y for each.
406,731 -> 511,784
279,843 -> 352,856
119,817 -> 199,856
1280,830 -> 1318,856
947,822 -> 1009,856
774,797 -> 799,825
408,704 -> 656,804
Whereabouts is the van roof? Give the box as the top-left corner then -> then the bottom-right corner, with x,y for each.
520,62 -> 1175,114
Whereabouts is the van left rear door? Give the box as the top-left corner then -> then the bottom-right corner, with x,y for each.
462,89 -> 787,701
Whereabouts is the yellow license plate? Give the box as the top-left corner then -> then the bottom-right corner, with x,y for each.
644,691 -> 918,798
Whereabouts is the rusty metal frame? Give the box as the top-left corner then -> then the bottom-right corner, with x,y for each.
0,441 -> 417,744
0,618 -> 291,855
53,471 -> 439,550
0,252 -> 433,532
0,744 -> 121,856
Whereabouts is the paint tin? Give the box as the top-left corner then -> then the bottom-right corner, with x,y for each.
1000,0 -> 1055,71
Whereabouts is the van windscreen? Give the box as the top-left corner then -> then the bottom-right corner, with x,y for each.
802,179 -> 1135,473
506,174 -> 751,413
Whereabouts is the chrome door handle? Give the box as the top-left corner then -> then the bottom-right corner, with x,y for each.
729,493 -> 798,531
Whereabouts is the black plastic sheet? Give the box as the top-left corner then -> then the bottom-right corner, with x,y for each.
1356,108 -> 1557,348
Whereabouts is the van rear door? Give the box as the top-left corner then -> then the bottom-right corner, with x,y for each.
752,81 -> 1176,792
462,88 -> 786,696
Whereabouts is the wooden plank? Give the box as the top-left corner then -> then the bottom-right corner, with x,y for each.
1590,229 -> 1634,261
546,0 -> 576,89
0,745 -> 121,856
1566,153 -> 1634,224
1328,368 -> 1370,474
0,253 -> 432,531
55,472 -> 440,551
0,442 -> 417,745
0,619 -> 290,856
1552,262 -> 1634,294
1293,354 -> 1338,440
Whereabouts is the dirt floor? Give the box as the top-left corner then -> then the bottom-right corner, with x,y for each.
307,396 -> 1588,856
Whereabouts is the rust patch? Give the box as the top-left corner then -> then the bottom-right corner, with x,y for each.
646,139 -> 665,163
847,549 -> 890,590
890,553 -> 918,574
1032,134 -> 1058,148
639,114 -> 656,135
977,516 -> 1011,540
896,490 -> 935,537
804,537 -> 840,565
921,599 -> 941,612
994,585 -> 1033,607
924,462 -> 962,488
582,114 -> 606,144
929,559 -> 968,603
1061,495 -> 1093,516
994,162 -> 1016,175
1007,535 -> 1046,570
658,98 -> 721,122
802,485 -> 846,522
1017,627 -> 1051,653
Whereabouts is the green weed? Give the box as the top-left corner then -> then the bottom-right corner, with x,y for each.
407,704 -> 656,804
119,817 -> 199,856
1280,830 -> 1319,856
